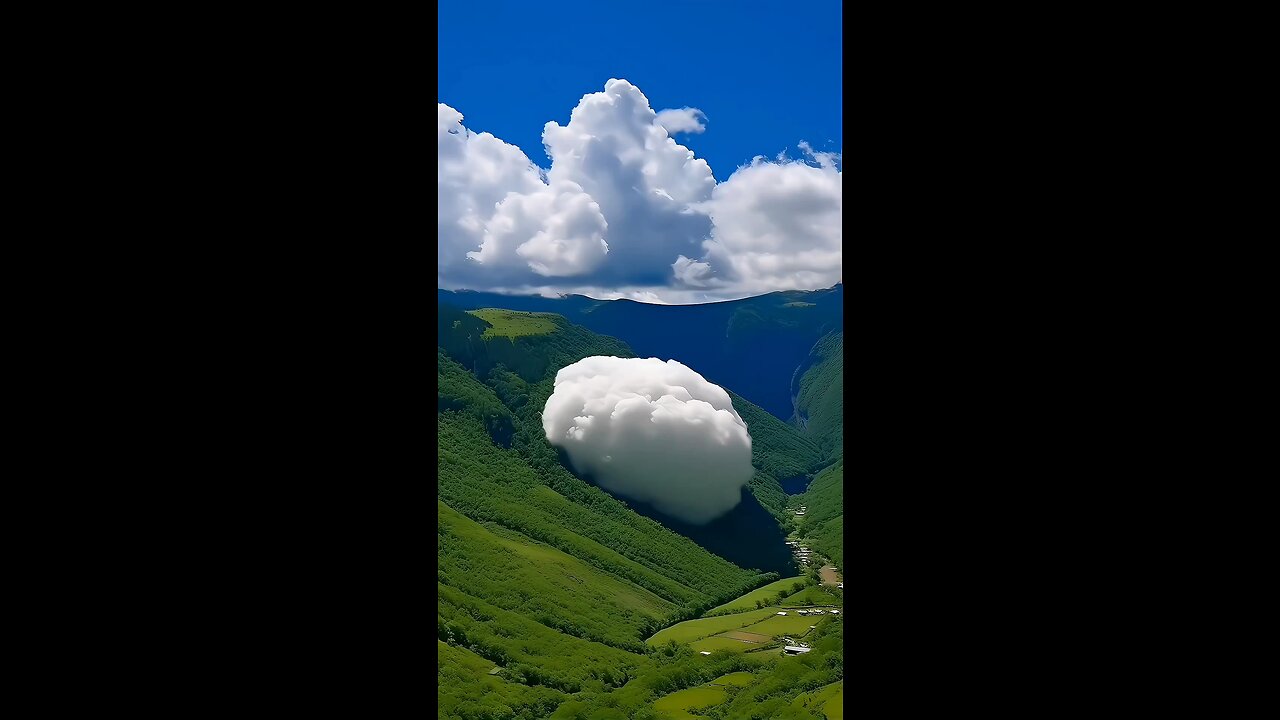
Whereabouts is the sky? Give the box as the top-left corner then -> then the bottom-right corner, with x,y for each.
438,0 -> 842,304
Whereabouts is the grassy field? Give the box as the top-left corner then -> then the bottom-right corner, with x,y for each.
824,685 -> 844,719
704,575 -> 807,614
647,607 -> 780,645
791,680 -> 843,719
466,308 -> 558,338
652,685 -> 728,719
741,613 -> 824,637
711,671 -> 755,687
689,635 -> 761,653
781,586 -> 841,607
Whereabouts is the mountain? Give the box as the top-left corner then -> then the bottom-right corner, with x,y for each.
790,330 -> 843,461
438,284 -> 843,421
438,303 -> 843,718
438,303 -> 820,575
789,330 -> 843,571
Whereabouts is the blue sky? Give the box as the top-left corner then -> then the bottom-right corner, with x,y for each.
438,0 -> 842,303
438,0 -> 842,181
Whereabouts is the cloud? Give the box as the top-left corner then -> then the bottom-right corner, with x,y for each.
654,107 -> 707,135
542,356 -> 754,524
438,104 -> 610,285
438,80 -> 841,303
675,145 -> 842,294
543,79 -> 715,286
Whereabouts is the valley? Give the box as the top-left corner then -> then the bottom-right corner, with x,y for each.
438,301 -> 843,719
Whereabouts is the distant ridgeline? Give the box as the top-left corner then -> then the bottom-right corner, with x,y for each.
437,284 -> 842,421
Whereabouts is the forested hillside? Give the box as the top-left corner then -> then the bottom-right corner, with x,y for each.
438,304 -> 843,718
439,285 -> 842,420
796,460 -> 844,572
791,330 -> 843,460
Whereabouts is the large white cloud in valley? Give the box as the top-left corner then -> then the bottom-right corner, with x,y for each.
438,79 -> 841,303
542,356 -> 754,524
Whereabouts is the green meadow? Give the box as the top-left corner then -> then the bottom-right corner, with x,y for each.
466,308 -> 559,338
705,575 -> 808,614
647,607 -> 781,645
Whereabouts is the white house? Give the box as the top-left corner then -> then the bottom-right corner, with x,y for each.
830,610 -> 839,615
699,651 -> 711,656
783,646 -> 812,655
777,611 -> 787,616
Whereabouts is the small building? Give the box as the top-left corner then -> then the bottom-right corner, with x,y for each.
699,651 -> 711,656
777,611 -> 787,616
783,646 -> 812,655
809,625 -> 817,629
830,610 -> 839,615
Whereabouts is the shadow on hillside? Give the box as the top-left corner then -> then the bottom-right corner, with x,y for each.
560,454 -> 797,576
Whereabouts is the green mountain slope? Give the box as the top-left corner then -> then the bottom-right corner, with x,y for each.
797,459 -> 843,572
791,330 -> 843,460
438,305 -> 843,718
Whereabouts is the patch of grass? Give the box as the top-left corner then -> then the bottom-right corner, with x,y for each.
824,684 -> 844,719
647,607 -> 780,645
711,671 -> 756,687
652,685 -> 728,718
791,680 -> 843,718
740,613 -> 823,637
689,636 -> 761,654
781,586 -> 840,607
466,308 -> 558,338
704,576 -> 807,614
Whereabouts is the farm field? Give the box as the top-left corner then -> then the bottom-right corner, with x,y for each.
689,635 -> 761,653
792,680 -> 844,719
720,630 -> 771,642
652,685 -> 728,719
465,308 -> 558,338
782,585 -> 841,607
705,575 -> 807,614
647,607 -> 780,645
711,671 -> 755,687
742,613 -> 826,637
824,684 -> 844,719
820,564 -> 842,586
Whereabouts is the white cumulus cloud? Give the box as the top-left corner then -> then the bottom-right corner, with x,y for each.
542,356 -> 754,524
438,80 -> 841,303
654,107 -> 707,134
438,104 -> 609,285
675,145 -> 843,294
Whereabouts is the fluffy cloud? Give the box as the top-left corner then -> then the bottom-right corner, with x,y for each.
674,144 -> 842,294
438,79 -> 841,303
438,104 -> 609,284
654,107 -> 707,134
543,80 -> 715,286
542,356 -> 754,524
